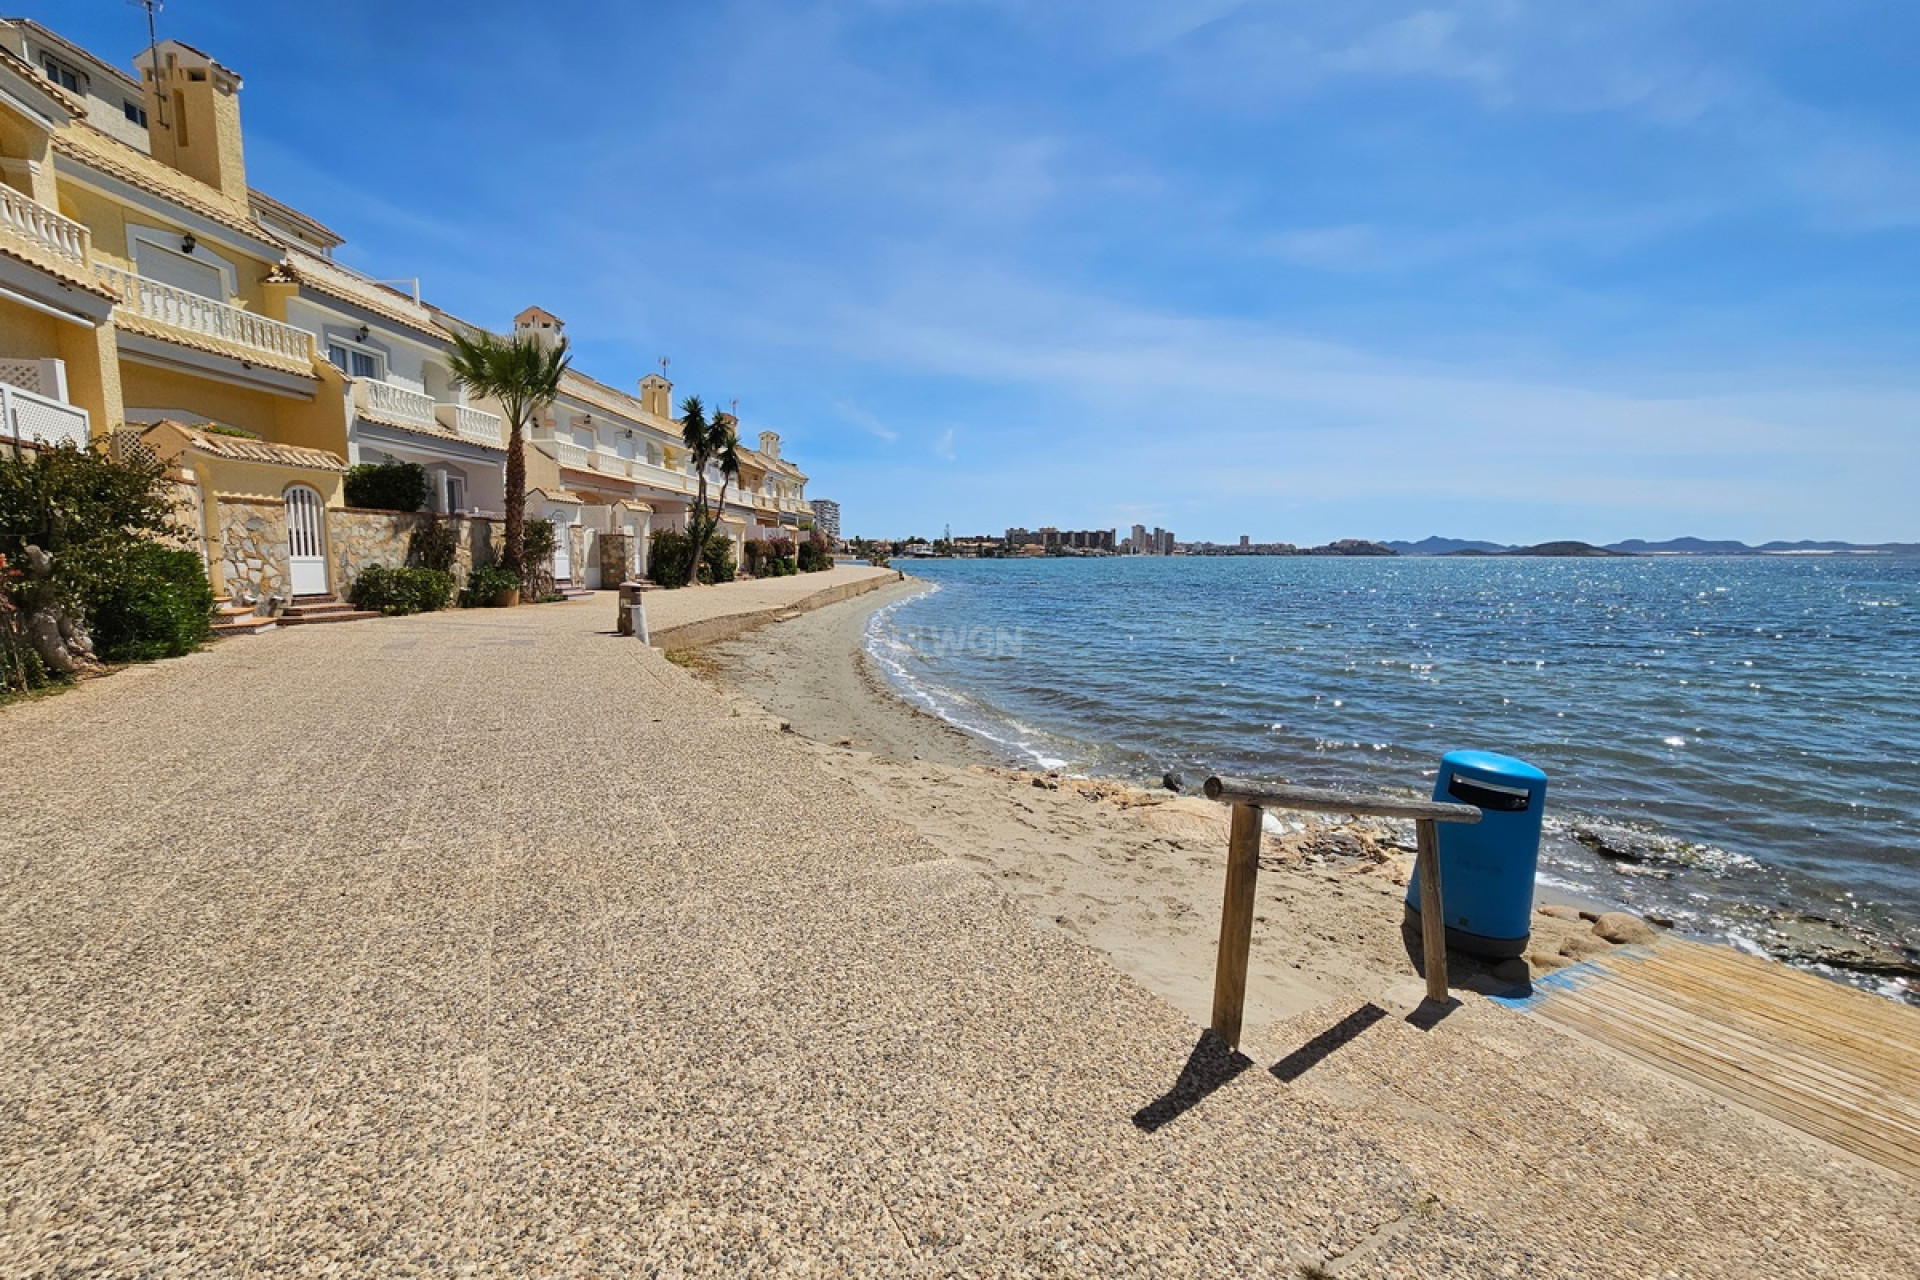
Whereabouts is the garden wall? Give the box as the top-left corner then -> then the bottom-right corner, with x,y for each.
328,509 -> 504,595
215,498 -> 289,604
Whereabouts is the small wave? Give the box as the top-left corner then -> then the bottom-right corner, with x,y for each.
864,592 -> 1080,771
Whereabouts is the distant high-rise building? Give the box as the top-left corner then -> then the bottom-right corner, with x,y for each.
1156,528 -> 1176,555
1239,534 -> 1250,549
810,498 -> 841,542
1132,524 -> 1150,555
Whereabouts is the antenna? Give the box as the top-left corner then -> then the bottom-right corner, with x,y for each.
658,356 -> 670,378
129,0 -> 163,122
730,397 -> 739,418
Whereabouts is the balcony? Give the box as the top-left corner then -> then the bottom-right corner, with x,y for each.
354,377 -> 436,430
1,361 -> 90,449
435,402 -> 503,447
96,263 -> 314,373
0,185 -> 91,276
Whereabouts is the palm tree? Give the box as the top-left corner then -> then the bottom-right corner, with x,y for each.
448,328 -> 570,581
679,396 -> 742,583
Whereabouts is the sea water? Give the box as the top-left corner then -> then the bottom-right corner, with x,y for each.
867,555 -> 1920,1000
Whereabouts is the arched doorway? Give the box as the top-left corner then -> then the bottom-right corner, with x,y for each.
284,485 -> 328,596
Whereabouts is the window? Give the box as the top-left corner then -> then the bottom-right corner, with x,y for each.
133,237 -> 224,300
123,100 -> 148,127
442,474 -> 465,515
326,342 -> 382,380
40,54 -> 84,94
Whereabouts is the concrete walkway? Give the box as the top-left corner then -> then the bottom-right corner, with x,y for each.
1,600 -> 1915,1276
641,564 -> 899,648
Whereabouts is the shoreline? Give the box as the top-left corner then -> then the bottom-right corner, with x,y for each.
702,575 -> 1919,1008
699,578 -> 1634,1033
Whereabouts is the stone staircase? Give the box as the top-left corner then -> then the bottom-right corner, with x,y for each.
279,594 -> 380,627
211,599 -> 276,638
554,580 -> 596,602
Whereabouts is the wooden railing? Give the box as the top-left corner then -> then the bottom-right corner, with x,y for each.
96,264 -> 314,366
1201,776 -> 1481,1049
0,185 -> 90,268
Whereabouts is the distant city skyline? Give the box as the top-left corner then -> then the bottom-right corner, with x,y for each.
25,1 -> 1918,544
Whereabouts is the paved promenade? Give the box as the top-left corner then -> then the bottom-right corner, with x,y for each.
642,564 -> 898,647
1,589 -> 1914,1276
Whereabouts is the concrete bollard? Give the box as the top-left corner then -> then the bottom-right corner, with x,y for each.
617,582 -> 650,643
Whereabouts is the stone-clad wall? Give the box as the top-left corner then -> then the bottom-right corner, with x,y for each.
599,532 -> 635,586
568,525 -> 587,584
216,498 -> 289,604
328,508 -> 505,594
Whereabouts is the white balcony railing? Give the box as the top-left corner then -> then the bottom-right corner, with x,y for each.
354,377 -> 436,429
554,440 -> 591,469
0,185 -> 90,268
96,264 -> 315,366
435,403 -> 502,447
631,459 -> 694,494
1,380 -> 90,450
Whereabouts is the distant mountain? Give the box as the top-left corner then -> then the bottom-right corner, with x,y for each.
1604,537 -> 1920,556
1606,537 -> 1753,555
1755,540 -> 1920,556
1302,539 -> 1398,557
1385,536 -> 1513,556
1386,535 -> 1919,558
1447,541 -> 1630,558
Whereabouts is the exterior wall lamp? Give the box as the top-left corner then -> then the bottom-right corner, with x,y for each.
180,232 -> 196,254
355,325 -> 370,343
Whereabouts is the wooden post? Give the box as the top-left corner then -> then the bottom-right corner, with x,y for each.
1415,817 -> 1449,1003
1210,801 -> 1264,1051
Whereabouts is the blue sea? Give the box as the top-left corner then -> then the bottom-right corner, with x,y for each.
866,555 -> 1920,1001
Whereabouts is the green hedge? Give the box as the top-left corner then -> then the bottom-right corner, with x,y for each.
648,529 -> 695,588
89,544 -> 214,662
700,535 -> 736,583
350,565 -> 453,615
344,461 -> 428,512
798,535 -> 832,573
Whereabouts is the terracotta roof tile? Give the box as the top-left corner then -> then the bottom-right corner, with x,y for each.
52,122 -> 263,242
272,246 -> 447,340
157,422 -> 346,472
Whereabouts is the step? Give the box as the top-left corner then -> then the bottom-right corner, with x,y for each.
278,608 -> 380,627
212,616 -> 277,637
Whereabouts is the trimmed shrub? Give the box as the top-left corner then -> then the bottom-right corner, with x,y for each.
351,565 -> 452,616
522,518 -> 557,564
647,529 -> 695,588
89,543 -> 214,662
344,461 -> 428,513
741,539 -> 768,577
459,562 -> 520,607
798,534 -> 832,573
408,517 -> 458,573
700,535 -> 736,584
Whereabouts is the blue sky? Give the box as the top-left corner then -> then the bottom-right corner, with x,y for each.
34,1 -> 1920,544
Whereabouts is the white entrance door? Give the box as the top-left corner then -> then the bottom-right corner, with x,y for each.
551,513 -> 573,580
285,485 -> 328,596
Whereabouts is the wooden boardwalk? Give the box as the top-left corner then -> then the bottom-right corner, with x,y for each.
1494,939 -> 1920,1183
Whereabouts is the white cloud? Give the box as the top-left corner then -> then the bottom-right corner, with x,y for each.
834,400 -> 899,443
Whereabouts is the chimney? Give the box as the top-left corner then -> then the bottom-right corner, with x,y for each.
137,41 -> 247,199
638,372 -> 672,417
759,431 -> 780,461
513,306 -> 565,350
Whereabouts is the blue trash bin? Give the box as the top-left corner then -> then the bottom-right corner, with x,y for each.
1405,750 -> 1548,958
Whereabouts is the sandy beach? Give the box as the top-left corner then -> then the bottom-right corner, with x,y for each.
703,576 -> 1617,1032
